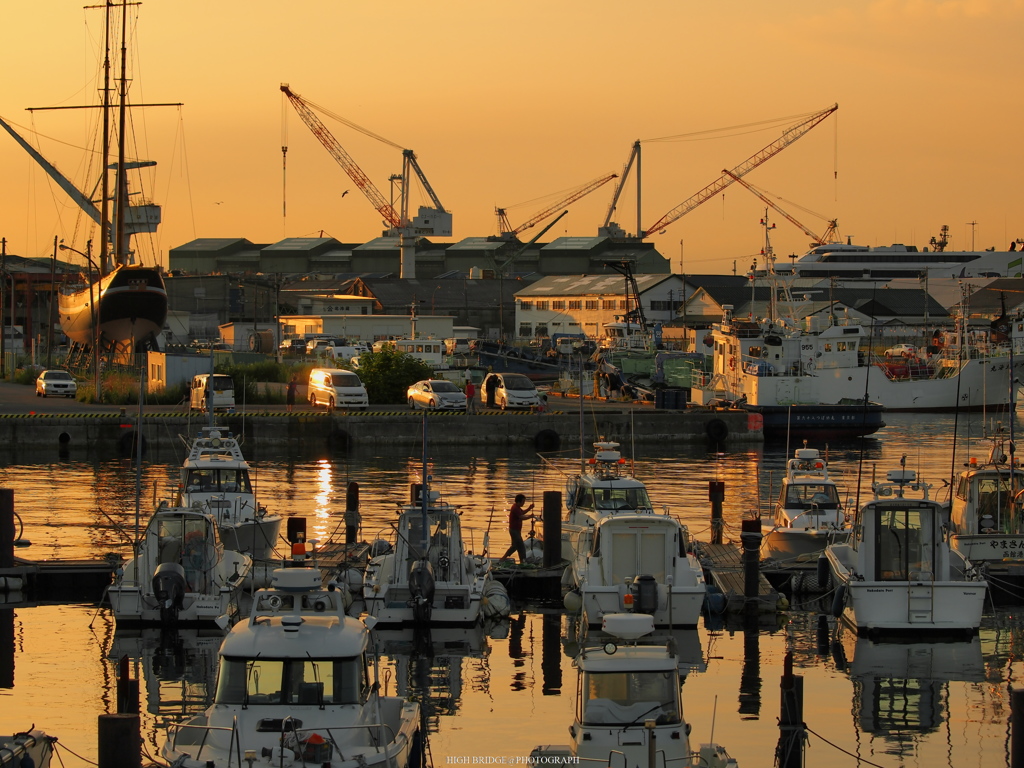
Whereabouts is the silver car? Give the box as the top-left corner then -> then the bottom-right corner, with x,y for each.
36,369 -> 78,398
407,379 -> 467,411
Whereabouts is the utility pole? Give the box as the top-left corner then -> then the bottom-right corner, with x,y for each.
968,221 -> 978,251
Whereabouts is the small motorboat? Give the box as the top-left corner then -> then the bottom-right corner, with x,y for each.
107,501 -> 252,628
179,426 -> 282,563
361,482 -> 510,627
761,445 -> 847,563
562,441 -> 706,627
948,427 -> 1024,601
0,730 -> 56,768
562,441 -> 658,560
530,613 -> 738,768
567,511 -> 706,627
162,567 -> 422,768
824,458 -> 987,639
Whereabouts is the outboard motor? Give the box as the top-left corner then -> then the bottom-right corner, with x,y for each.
152,562 -> 187,626
631,574 -> 658,615
408,559 -> 436,625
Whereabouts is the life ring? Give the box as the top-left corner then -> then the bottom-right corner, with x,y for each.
728,357 -> 736,370
705,419 -> 729,443
534,429 -> 561,452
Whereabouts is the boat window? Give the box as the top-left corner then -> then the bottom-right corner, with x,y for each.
217,657 -> 365,706
875,505 -> 933,581
784,484 -> 839,510
592,487 -> 653,511
186,469 -> 252,494
954,476 -> 970,501
582,671 -> 680,725
974,476 -> 1016,529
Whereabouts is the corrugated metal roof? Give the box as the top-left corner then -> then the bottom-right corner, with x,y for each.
516,273 -> 675,296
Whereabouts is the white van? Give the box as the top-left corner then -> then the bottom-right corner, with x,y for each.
190,373 -> 236,413
307,368 -> 369,410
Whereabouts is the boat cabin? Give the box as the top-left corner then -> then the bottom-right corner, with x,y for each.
851,473 -> 950,582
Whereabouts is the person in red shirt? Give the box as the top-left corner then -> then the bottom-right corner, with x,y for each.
501,493 -> 535,563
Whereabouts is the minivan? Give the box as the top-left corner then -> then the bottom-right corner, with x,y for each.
190,373 -> 236,413
307,368 -> 369,410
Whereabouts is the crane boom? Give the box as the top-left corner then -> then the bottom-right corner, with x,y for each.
642,103 -> 838,238
281,84 -> 401,230
497,173 -> 617,240
723,170 -> 831,246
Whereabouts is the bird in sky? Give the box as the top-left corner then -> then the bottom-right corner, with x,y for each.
342,190 -> 350,197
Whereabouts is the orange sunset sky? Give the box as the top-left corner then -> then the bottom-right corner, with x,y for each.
1,0 -> 1022,275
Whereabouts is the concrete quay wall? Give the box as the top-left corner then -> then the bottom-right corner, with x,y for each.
0,408 -> 759,459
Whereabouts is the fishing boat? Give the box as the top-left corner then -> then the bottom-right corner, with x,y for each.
107,501 -> 252,628
948,427 -> 1024,602
0,730 -> 56,768
824,459 -> 987,638
761,445 -> 847,563
561,441 -> 706,627
530,613 -> 738,768
178,426 -> 282,563
360,481 -> 510,627
0,0 -> 168,356
162,567 -> 423,768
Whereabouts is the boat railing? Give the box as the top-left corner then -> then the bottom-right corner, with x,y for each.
168,718 -> 401,757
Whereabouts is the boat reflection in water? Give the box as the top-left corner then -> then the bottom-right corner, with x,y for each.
108,628 -> 221,754
833,630 -> 985,756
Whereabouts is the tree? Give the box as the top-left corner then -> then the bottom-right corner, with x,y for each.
355,349 -> 433,405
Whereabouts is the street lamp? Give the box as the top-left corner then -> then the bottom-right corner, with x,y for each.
58,240 -> 102,402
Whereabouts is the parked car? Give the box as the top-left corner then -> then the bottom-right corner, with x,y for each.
307,368 -> 369,410
884,343 -> 919,358
481,372 -> 541,410
307,338 -> 342,355
407,379 -> 467,411
35,369 -> 77,398
279,338 -> 307,353
189,373 -> 235,413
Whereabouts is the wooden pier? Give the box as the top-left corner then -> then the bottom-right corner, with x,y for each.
697,541 -> 781,614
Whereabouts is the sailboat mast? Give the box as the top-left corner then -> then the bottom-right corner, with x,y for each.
115,0 -> 129,267
99,0 -> 113,277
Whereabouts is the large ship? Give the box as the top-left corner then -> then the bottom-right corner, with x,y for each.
0,0 -> 168,354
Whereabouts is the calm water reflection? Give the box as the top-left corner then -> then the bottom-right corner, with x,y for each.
2,412 -> 1022,766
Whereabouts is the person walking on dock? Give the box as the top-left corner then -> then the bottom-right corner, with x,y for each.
501,493 -> 535,563
465,379 -> 477,414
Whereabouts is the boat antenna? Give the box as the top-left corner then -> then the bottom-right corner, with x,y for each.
134,360 -> 144,544
579,353 -> 586,474
421,411 -> 429,557
948,285 -> 969,494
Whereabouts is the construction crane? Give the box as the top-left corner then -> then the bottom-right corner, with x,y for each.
642,103 -> 837,238
723,170 -> 840,247
494,173 -> 617,241
280,84 -> 451,275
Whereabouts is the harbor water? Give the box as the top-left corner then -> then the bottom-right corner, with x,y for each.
2,411 -> 1022,766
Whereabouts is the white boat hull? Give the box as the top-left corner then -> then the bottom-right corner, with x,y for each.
218,516 -> 283,562
580,585 -> 705,628
761,526 -> 844,562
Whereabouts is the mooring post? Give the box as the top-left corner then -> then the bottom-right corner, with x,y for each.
777,651 -> 804,768
1012,687 -> 1024,768
98,713 -> 140,768
0,488 -> 14,570
709,481 -> 725,545
116,655 -> 139,714
741,518 -> 761,599
542,491 -> 562,568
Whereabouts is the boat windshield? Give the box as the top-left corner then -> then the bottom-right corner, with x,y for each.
581,486 -> 652,511
783,484 -> 840,510
216,657 -> 366,706
185,468 -> 252,494
874,505 -> 934,581
581,670 -> 680,725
